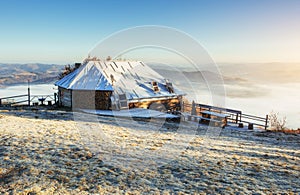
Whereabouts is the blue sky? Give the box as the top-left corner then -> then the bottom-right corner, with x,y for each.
0,0 -> 299,64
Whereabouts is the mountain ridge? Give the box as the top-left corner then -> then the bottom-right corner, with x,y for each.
0,63 -> 63,88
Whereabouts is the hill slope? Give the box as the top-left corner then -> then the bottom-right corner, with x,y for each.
0,63 -> 63,88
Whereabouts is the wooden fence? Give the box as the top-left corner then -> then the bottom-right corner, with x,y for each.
182,101 -> 269,130
0,94 -> 29,106
0,94 -> 56,107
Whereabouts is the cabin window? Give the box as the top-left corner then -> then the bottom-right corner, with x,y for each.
112,92 -> 128,110
119,94 -> 126,100
166,82 -> 174,93
152,81 -> 160,92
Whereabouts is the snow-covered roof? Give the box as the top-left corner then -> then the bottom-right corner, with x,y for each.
55,60 -> 185,101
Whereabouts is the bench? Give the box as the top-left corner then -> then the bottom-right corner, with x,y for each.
200,111 -> 230,128
199,117 -> 225,127
183,114 -> 225,128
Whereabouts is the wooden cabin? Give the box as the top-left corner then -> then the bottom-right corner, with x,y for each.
55,60 -> 185,112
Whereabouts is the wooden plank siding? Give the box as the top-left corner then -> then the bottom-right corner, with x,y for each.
129,97 -> 182,112
58,87 -> 72,107
58,87 -> 112,110
72,90 -> 112,110
58,87 -> 182,112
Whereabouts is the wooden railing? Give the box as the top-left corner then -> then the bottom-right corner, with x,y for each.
0,94 -> 56,107
197,103 -> 242,124
30,95 -> 56,105
0,94 -> 29,106
182,101 -> 269,130
239,113 -> 269,130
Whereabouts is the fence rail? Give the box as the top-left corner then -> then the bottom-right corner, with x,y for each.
0,94 -> 56,107
182,101 -> 269,130
0,94 -> 28,99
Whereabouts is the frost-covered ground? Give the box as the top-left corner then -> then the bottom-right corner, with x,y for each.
0,109 -> 299,194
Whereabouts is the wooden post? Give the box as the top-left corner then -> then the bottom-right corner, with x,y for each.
235,113 -> 238,124
54,93 -> 57,105
265,115 -> 269,130
28,80 -> 30,106
0,99 -> 2,106
191,100 -> 196,115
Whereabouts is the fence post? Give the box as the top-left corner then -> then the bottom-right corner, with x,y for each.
28,80 -> 30,106
265,115 -> 269,130
0,98 -> 2,106
54,93 -> 57,105
191,100 -> 196,115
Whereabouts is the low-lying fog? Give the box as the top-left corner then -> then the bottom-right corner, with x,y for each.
152,63 -> 300,129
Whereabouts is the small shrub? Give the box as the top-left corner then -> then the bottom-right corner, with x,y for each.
269,111 -> 287,131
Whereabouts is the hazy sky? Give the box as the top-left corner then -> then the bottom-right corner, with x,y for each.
0,0 -> 299,64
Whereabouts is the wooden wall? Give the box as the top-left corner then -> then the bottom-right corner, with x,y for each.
129,97 -> 182,112
72,90 -> 112,110
58,87 -> 72,107
58,88 -> 112,110
58,87 -> 182,112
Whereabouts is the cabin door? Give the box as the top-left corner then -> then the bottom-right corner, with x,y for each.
111,92 -> 128,110
118,93 -> 128,109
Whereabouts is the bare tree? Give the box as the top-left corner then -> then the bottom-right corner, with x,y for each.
58,63 -> 81,79
269,111 -> 287,131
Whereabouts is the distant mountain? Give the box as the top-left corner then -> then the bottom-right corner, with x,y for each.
0,63 -> 63,88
